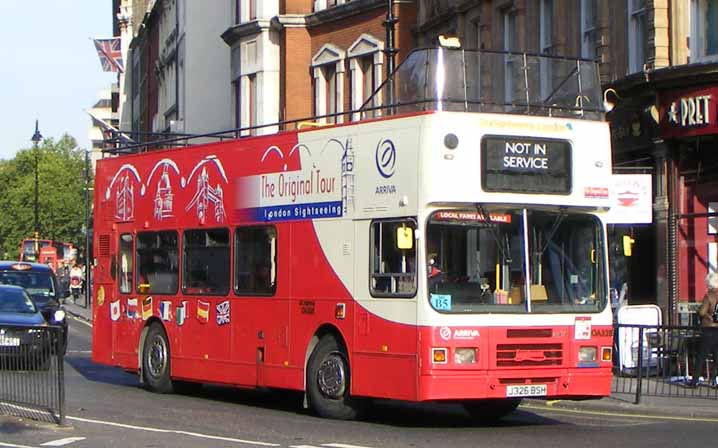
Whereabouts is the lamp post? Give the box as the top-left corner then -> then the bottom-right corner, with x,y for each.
31,120 -> 43,250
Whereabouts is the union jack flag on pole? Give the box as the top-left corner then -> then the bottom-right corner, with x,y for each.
93,37 -> 124,73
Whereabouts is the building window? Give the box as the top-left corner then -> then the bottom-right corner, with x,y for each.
136,231 -> 179,295
370,219 -> 417,297
182,228 -> 230,296
691,0 -> 718,61
249,74 -> 257,134
119,234 -> 133,294
312,44 -> 345,124
503,9 -> 519,104
233,78 -> 241,131
348,34 -> 383,120
581,0 -> 598,59
628,0 -> 647,73
539,0 -> 554,98
236,0 -> 257,23
235,226 -> 277,296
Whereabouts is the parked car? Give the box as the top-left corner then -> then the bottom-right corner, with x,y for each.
0,262 -> 67,354
0,284 -> 56,369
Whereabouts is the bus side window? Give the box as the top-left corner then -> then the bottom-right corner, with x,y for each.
370,219 -> 417,297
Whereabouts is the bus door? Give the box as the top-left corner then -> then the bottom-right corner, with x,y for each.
114,232 -> 140,363
232,225 -> 281,387
177,228 -> 233,381
91,231 -> 118,365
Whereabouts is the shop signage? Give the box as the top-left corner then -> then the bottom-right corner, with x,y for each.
658,86 -> 718,138
481,135 -> 571,194
605,174 -> 653,224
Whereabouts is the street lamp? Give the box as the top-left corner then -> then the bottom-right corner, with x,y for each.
31,120 -> 43,248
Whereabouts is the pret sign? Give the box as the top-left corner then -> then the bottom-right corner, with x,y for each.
659,86 -> 718,138
481,135 -> 571,194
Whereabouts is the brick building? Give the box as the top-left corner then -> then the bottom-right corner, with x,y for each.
221,0 -> 416,135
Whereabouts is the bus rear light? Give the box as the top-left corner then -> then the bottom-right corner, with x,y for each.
601,346 -> 612,361
432,348 -> 448,364
454,348 -> 477,365
578,346 -> 597,362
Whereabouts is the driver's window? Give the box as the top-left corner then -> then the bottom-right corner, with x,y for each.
119,234 -> 133,294
370,219 -> 417,297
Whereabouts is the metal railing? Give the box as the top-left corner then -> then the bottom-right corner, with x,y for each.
613,323 -> 718,403
0,325 -> 65,424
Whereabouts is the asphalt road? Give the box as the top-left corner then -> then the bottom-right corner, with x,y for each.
0,317 -> 713,447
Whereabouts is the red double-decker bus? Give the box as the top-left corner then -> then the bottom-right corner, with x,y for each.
20,238 -> 75,265
92,48 -> 614,420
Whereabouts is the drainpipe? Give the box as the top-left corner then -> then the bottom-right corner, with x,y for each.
384,0 -> 398,106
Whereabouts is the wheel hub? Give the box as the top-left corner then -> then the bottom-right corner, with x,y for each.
317,353 -> 346,399
148,335 -> 167,378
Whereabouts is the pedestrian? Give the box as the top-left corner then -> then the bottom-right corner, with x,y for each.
690,272 -> 718,387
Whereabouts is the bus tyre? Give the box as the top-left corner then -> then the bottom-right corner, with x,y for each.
307,335 -> 359,420
142,323 -> 173,394
463,398 -> 521,421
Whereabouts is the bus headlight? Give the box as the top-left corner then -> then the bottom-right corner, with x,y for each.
578,346 -> 597,362
432,348 -> 448,364
53,310 -> 66,322
454,348 -> 477,364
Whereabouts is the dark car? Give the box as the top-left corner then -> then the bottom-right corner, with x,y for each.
0,262 -> 67,354
0,284 -> 56,369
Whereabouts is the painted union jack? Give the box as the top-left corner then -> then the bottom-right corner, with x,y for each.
93,38 -> 124,73
216,300 -> 230,326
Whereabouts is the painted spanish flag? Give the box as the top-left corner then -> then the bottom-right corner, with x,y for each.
197,300 -> 210,324
142,296 -> 153,320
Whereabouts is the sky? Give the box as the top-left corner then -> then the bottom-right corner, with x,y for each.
0,0 -> 116,160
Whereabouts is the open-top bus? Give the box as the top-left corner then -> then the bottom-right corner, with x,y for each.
92,46 -> 613,420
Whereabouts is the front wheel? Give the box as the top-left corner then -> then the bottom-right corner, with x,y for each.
142,323 -> 173,393
463,398 -> 522,421
306,335 -> 361,420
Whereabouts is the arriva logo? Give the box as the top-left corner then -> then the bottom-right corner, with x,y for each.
439,326 -> 452,341
453,329 -> 480,339
375,139 -> 396,178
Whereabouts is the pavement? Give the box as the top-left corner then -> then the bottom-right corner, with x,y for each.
61,298 -> 718,419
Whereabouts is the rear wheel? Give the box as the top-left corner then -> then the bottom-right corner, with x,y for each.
463,398 -> 522,421
142,323 -> 173,393
307,335 -> 360,420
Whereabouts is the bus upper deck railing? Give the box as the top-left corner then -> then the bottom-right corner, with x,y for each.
103,48 -> 604,155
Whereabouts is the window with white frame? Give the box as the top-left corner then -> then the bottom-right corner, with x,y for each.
236,0 -> 257,23
628,0 -> 647,73
503,9 -> 518,104
312,44 -> 345,124
691,0 -> 718,61
347,34 -> 383,120
539,0 -> 553,99
581,0 -> 598,60
314,0 -> 346,11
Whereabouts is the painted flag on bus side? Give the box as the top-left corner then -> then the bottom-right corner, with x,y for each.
142,296 -> 153,320
176,301 -> 187,326
126,298 -> 138,319
110,300 -> 121,321
159,301 -> 172,321
216,300 -> 230,326
197,300 -> 210,324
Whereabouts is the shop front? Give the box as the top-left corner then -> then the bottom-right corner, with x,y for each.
608,63 -> 718,325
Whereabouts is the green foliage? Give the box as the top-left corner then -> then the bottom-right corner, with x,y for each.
0,135 -> 93,260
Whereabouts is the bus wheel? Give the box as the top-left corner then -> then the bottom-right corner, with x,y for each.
463,398 -> 521,421
307,335 -> 360,420
142,323 -> 173,393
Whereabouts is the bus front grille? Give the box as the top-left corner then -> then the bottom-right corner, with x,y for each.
496,343 -> 563,367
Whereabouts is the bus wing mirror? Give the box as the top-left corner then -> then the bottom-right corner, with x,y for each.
622,235 -> 635,257
397,227 -> 414,250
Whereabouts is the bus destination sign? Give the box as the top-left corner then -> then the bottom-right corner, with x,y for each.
481,135 -> 571,194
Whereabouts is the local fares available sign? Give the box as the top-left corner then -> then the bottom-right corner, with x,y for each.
659,86 -> 718,138
481,135 -> 571,194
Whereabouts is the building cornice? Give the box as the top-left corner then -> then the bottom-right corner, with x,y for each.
306,0 -> 385,28
221,20 -> 273,47
609,62 -> 718,97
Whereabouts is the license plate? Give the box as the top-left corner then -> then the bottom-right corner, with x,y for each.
0,336 -> 20,347
506,384 -> 547,397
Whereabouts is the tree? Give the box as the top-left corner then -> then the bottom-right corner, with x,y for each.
0,135 -> 92,260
